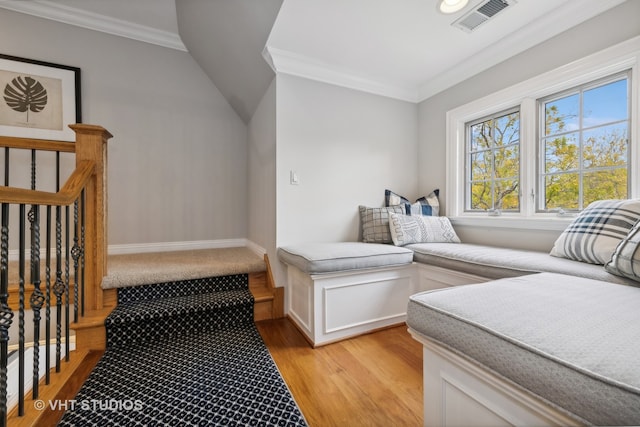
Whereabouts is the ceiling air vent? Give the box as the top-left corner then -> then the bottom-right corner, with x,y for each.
452,0 -> 515,33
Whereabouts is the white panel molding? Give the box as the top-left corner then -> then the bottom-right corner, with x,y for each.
410,332 -> 582,426
0,1 -> 187,51
265,46 -> 419,103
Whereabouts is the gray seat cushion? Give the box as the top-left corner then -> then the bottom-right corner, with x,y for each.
407,273 -> 640,426
277,242 -> 414,275
408,242 -> 639,286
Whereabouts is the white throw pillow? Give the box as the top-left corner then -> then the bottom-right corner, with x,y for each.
550,199 -> 640,265
389,213 -> 460,246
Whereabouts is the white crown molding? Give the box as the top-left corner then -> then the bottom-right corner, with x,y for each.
265,0 -> 627,104
265,46 -> 419,103
0,0 -> 187,51
417,0 -> 628,101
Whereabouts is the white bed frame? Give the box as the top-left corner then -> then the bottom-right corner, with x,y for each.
408,330 -> 582,427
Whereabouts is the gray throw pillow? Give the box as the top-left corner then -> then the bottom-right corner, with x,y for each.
359,205 -> 404,243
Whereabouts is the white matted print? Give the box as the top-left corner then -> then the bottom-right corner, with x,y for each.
0,54 -> 80,141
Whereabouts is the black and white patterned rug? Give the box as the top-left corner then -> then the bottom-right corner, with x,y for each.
59,274 -> 307,426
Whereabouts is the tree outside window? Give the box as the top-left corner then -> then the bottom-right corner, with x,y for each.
466,110 -> 520,212
540,76 -> 629,211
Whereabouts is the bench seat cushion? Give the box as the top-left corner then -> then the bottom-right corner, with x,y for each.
277,242 -> 414,275
407,272 -> 640,426
408,242 -> 639,286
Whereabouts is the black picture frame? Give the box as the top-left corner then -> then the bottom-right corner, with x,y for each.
0,53 -> 81,141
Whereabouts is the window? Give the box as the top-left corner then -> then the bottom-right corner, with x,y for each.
539,74 -> 629,211
446,38 -> 639,229
466,109 -> 520,212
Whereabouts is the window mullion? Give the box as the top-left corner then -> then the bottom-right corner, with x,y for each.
520,98 -> 537,216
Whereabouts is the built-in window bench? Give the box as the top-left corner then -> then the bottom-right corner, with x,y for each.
277,240 -> 640,348
277,242 -> 416,347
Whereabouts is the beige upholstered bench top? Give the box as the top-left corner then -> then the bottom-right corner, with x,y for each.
277,242 -> 414,275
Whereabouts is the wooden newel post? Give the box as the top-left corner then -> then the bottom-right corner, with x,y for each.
69,124 -> 113,312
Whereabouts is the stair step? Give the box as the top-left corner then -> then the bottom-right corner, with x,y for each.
117,274 -> 249,304
108,289 -> 253,324
106,289 -> 254,348
71,306 -> 116,329
70,306 -> 116,351
252,286 -> 274,302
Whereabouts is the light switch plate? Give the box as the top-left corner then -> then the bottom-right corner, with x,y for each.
290,170 -> 299,185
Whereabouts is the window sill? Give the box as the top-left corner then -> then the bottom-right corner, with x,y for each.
449,215 -> 572,232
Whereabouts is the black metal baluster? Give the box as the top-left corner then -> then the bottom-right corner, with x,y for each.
80,190 -> 85,317
64,206 -> 70,362
29,150 -> 43,398
18,205 -> 25,416
54,155 -> 63,373
0,147 -> 14,427
54,205 -> 63,373
71,200 -> 80,323
45,206 -> 51,385
29,203 -> 43,398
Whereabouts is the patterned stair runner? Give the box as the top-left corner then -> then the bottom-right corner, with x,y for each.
105,275 -> 254,348
59,273 -> 307,426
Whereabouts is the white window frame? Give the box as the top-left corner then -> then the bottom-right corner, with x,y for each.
537,71 -> 631,212
446,36 -> 640,231
465,107 -> 521,213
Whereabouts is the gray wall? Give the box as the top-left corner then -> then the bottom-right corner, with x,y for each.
418,0 -> 640,251
276,74 -> 418,245
0,9 -> 248,248
274,74 -> 418,285
248,78 -> 277,262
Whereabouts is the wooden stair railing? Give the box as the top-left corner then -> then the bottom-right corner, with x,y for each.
0,125 -> 113,427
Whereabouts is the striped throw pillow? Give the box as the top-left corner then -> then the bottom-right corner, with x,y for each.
384,189 -> 440,216
605,220 -> 640,283
550,199 -> 640,265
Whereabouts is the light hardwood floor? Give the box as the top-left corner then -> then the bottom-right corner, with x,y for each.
256,318 -> 423,427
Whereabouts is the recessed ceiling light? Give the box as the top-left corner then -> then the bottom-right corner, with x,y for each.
438,0 -> 469,14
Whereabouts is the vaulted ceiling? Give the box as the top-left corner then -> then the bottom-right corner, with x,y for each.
0,0 -> 629,123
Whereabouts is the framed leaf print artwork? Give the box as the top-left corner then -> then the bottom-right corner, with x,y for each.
0,54 -> 81,141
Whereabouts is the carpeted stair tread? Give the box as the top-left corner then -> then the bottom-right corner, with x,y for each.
102,247 -> 266,290
106,289 -> 253,326
105,288 -> 254,349
117,274 -> 249,304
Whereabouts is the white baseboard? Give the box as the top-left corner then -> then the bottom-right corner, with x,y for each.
9,239 -> 267,260
108,239 -> 267,257
245,240 -> 267,258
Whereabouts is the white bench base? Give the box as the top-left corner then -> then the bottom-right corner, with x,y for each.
286,263 -> 418,347
409,330 -> 582,427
